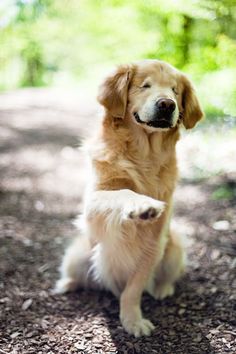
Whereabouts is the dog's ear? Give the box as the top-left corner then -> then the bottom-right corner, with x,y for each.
97,65 -> 134,119
180,74 -> 204,129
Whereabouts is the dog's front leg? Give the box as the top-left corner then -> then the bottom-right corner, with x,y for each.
85,189 -> 165,231
120,252 -> 157,337
119,214 -> 167,338
86,189 -> 165,337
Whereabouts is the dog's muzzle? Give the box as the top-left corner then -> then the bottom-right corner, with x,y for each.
134,98 -> 176,129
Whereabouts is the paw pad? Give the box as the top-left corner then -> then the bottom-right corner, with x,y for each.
139,207 -> 157,220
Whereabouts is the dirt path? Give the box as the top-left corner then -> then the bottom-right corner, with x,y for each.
0,89 -> 235,354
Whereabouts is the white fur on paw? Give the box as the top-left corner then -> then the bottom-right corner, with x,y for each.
125,199 -> 165,222
52,278 -> 77,295
122,317 -> 155,337
153,283 -> 175,300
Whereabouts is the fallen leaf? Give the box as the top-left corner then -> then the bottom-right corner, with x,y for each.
22,298 -> 33,311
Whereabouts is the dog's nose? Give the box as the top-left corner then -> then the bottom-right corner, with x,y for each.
156,98 -> 176,113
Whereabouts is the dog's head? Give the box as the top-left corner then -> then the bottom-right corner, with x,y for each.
98,60 -> 203,131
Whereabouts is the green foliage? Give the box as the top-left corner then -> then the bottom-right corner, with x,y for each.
0,0 -> 235,118
211,185 -> 236,200
198,68 -> 236,118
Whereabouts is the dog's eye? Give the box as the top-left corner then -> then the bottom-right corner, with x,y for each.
141,83 -> 151,89
172,87 -> 178,95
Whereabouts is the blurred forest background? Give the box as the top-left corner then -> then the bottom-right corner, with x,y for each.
0,0 -> 236,120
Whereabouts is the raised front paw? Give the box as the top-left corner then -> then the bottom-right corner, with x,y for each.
125,198 -> 165,222
121,317 -> 155,337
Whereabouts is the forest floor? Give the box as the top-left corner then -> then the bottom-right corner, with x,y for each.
0,88 -> 235,354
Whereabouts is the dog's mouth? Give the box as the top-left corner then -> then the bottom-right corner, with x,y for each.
147,120 -> 171,128
133,112 -> 172,129
133,112 -> 143,124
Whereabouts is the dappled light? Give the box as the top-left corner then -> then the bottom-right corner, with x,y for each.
1,88 -> 235,354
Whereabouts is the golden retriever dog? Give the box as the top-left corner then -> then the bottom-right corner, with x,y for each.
55,59 -> 203,337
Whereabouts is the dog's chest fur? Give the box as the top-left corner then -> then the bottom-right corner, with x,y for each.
93,127 -> 179,202
118,152 -> 177,201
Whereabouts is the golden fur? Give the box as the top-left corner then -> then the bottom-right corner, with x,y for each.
55,59 -> 203,337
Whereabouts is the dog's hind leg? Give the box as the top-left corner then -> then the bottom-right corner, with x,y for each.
54,235 -> 94,294
148,231 -> 186,300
